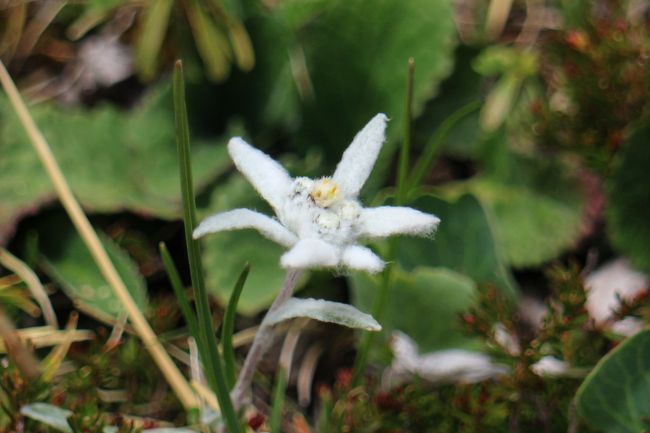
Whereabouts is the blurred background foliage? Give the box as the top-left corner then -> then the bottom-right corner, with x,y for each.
1,0 -> 650,431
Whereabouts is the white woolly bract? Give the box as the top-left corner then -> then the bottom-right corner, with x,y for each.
332,113 -> 388,197
341,245 -> 385,273
585,258 -> 648,336
265,297 -> 381,331
193,209 -> 298,248
228,138 -> 292,213
530,356 -> 570,377
281,238 -> 339,269
384,332 -> 508,387
358,206 -> 440,239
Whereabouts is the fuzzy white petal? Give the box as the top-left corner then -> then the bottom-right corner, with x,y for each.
228,138 -> 293,212
280,238 -> 339,269
384,332 -> 508,387
341,245 -> 385,273
193,209 -> 298,247
358,206 -> 440,239
332,113 -> 388,197
585,258 -> 648,336
530,356 -> 570,377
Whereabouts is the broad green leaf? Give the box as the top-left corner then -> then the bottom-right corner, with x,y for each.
607,123 -> 650,275
274,0 -> 457,188
199,175 -> 287,316
39,217 -> 148,323
461,149 -> 585,267
21,403 -> 72,433
576,330 -> 650,433
0,85 -> 230,245
266,298 -> 381,331
395,194 -> 517,297
350,267 -> 477,352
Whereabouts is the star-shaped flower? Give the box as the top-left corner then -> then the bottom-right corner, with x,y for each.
193,113 -> 440,273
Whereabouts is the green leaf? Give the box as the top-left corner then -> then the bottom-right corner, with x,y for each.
0,85 -> 230,245
413,46 -> 484,160
21,403 -> 72,433
266,298 -> 381,331
576,330 -> 650,433
39,217 -> 148,323
135,0 -> 174,80
607,123 -> 650,275
200,175 -> 288,316
350,267 -> 477,352
277,0 -> 457,186
462,149 -> 586,267
184,0 -> 232,82
395,193 -> 517,297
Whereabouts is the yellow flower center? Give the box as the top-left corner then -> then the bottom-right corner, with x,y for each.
310,178 -> 339,208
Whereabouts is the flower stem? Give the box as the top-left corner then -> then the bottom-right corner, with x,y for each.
230,268 -> 303,410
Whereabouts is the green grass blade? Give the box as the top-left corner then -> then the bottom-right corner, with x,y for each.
407,100 -> 481,194
396,57 -> 415,205
269,367 -> 287,433
222,263 -> 250,389
173,60 -> 242,433
159,242 -> 199,339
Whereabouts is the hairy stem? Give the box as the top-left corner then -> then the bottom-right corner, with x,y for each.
231,268 -> 303,410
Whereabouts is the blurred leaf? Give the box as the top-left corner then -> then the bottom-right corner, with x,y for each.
39,218 -> 147,323
135,0 -> 174,80
21,403 -> 72,433
479,74 -> 520,132
276,0 -> 457,186
226,19 -> 255,72
185,0 -> 232,81
576,330 -> 650,433
266,298 -> 381,331
350,267 -> 477,352
67,0 -> 124,39
413,46 -> 483,159
395,194 -> 517,297
0,278 -> 40,317
473,46 -> 537,77
607,123 -> 650,275
0,85 -> 230,245
0,2 -> 26,62
474,47 -> 537,132
199,175 -> 287,316
459,147 -> 586,268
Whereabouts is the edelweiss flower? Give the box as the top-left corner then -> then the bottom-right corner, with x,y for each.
193,114 -> 440,273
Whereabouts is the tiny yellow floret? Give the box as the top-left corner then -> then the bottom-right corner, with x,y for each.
310,178 -> 340,208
